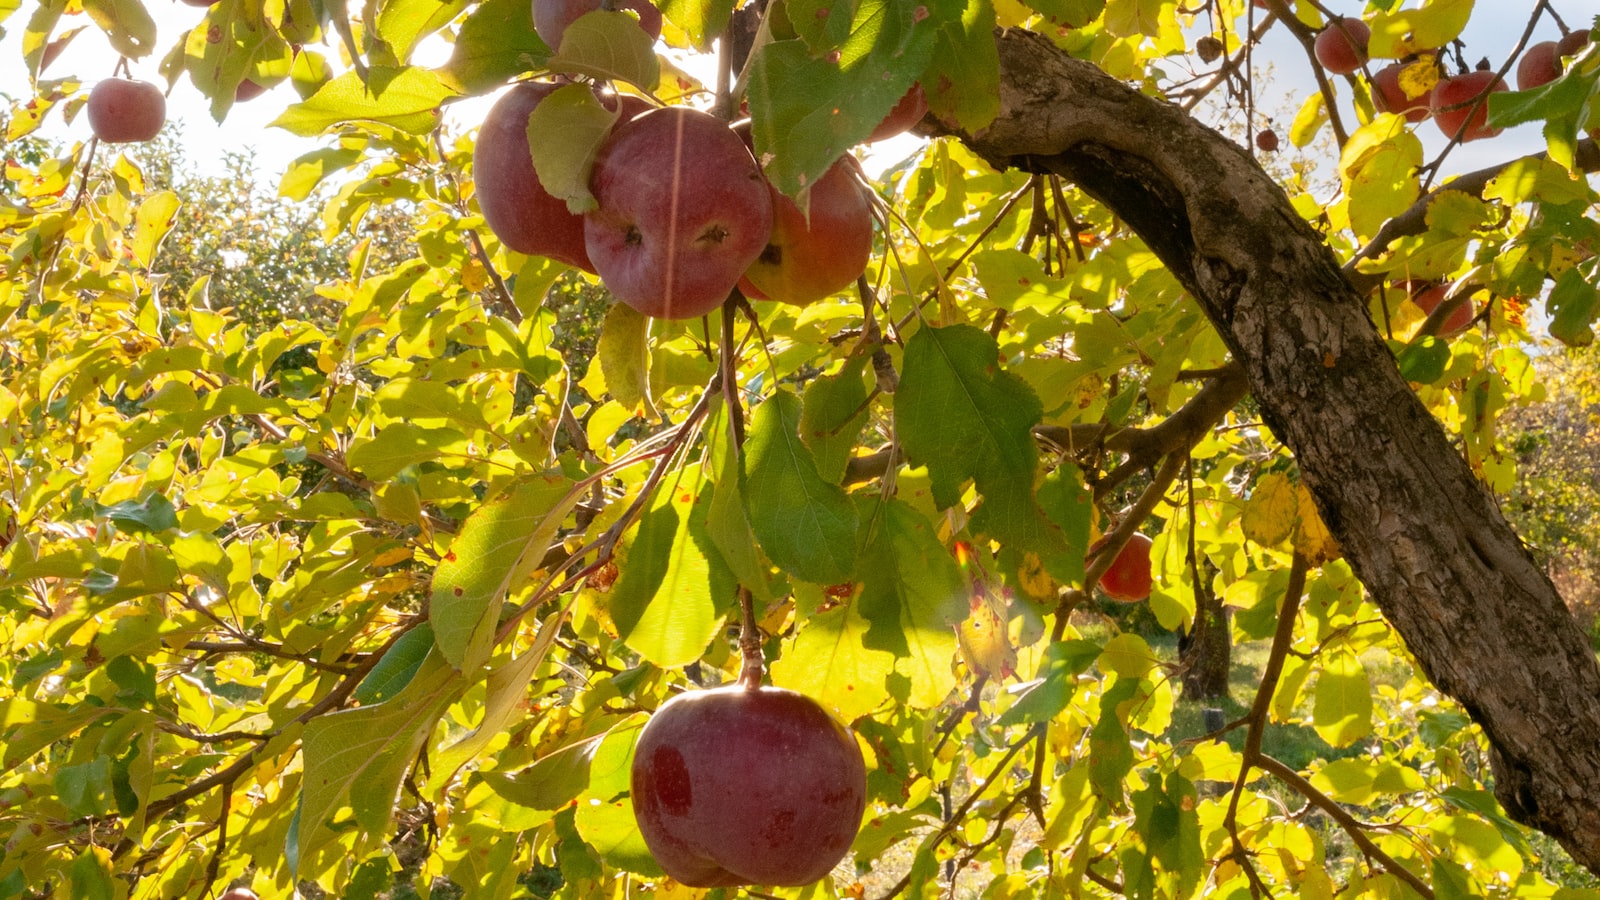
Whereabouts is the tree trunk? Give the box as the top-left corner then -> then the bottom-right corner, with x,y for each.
928,28 -> 1600,874
1179,575 -> 1231,702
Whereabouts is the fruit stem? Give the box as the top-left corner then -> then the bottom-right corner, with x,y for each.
736,585 -> 763,689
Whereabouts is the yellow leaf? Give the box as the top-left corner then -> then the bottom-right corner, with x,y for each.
1242,472 -> 1297,548
1295,482 -> 1341,565
957,588 -> 1015,680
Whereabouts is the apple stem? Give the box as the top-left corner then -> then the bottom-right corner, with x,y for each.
737,586 -> 763,688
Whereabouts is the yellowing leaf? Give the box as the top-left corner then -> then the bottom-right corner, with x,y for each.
1312,647 -> 1372,747
1295,482 -> 1341,565
771,602 -> 895,722
1368,0 -> 1474,60
957,588 -> 1015,680
1242,472 -> 1297,548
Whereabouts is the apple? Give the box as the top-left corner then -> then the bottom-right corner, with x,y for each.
86,79 -> 166,144
534,0 -> 662,53
631,685 -> 866,887
1255,128 -> 1279,152
1092,532 -> 1154,602
1371,62 -> 1431,122
218,890 -> 258,900
585,107 -> 773,319
1430,69 -> 1507,142
1557,29 -> 1592,59
1314,18 -> 1369,76
1406,281 -> 1474,336
739,152 -> 873,306
867,83 -> 927,142
1517,41 -> 1562,90
234,79 -> 268,102
473,82 -> 648,272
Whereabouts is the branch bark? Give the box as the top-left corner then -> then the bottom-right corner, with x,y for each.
926,28 -> 1600,874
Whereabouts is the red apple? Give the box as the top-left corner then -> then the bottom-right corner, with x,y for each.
1255,128 -> 1279,152
534,0 -> 661,52
740,154 -> 873,306
584,107 -> 773,319
234,78 -> 268,102
218,890 -> 258,900
1372,62 -> 1431,122
1557,29 -> 1592,58
1430,70 -> 1507,142
86,79 -> 166,144
867,83 -> 927,142
1517,41 -> 1562,90
1092,532 -> 1154,602
1408,281 -> 1474,336
631,685 -> 866,887
1315,18 -> 1370,76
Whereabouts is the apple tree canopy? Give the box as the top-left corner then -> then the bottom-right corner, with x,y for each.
4,0 -> 1600,896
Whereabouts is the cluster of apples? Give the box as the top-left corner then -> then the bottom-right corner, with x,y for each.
1308,14 -> 1592,143
477,0 -> 929,321
471,76 -> 907,319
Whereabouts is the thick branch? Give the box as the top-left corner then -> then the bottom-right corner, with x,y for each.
927,27 -> 1600,874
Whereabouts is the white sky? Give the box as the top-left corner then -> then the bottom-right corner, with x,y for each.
0,2 -> 1591,184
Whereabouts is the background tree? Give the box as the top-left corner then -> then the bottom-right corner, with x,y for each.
3,0 -> 1600,898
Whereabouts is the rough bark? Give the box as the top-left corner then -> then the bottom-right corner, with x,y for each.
1179,577 -> 1231,702
926,28 -> 1600,873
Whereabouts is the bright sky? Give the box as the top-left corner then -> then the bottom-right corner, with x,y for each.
0,2 -> 1589,185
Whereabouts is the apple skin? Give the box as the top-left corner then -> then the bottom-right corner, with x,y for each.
1406,281 -> 1474,336
534,0 -> 662,52
867,83 -> 927,142
1371,62 -> 1431,123
473,82 -> 647,271
1093,533 -> 1154,603
1430,70 -> 1507,142
585,107 -> 773,319
1314,18 -> 1369,76
1557,29 -> 1592,58
740,154 -> 873,306
86,79 -> 166,144
631,685 -> 866,887
217,890 -> 258,900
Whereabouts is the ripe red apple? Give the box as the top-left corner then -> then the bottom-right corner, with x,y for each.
1407,281 -> 1474,336
1092,532 -> 1154,602
534,0 -> 662,52
1372,62 -> 1431,122
867,83 -> 927,142
1314,18 -> 1370,75
1517,41 -> 1562,90
631,685 -> 866,887
473,82 -> 647,272
585,107 -> 773,319
1431,70 -> 1507,142
1557,29 -> 1592,58
86,79 -> 166,144
740,154 -> 873,306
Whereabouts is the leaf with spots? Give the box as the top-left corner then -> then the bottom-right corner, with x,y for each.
430,475 -> 583,672
771,602 -> 894,723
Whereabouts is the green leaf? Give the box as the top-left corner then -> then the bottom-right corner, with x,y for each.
353,624 -> 435,704
1309,758 -> 1426,806
527,82 -> 622,216
129,191 -> 179,268
770,601 -> 894,722
296,654 -> 462,871
658,0 -> 734,50
69,847 -> 115,900
1099,633 -> 1155,680
596,301 -> 653,413
547,9 -> 660,91
429,617 -> 562,793
854,497 -> 963,707
279,148 -> 365,201
1548,264 -> 1599,347
995,640 -> 1097,727
800,357 -> 870,485
346,423 -> 466,481
1289,92 -> 1327,148
82,0 -> 154,58
271,66 -> 457,137
484,732 -> 603,811
923,0 -> 1000,132
1312,647 -> 1373,747
898,324 -> 1064,562
573,716 -> 662,876
1396,335 -> 1452,383
606,466 -> 726,667
704,403 -> 777,602
747,0 -> 951,196
1026,0 -> 1106,28
742,389 -> 859,585
431,476 -> 579,672
375,0 -> 468,64
437,0 -> 551,94
98,493 -> 177,534
1089,677 -> 1139,810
